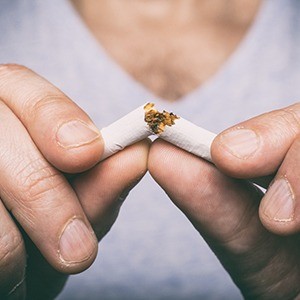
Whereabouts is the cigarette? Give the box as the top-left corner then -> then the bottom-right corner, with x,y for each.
144,103 -> 216,162
100,102 -> 216,162
100,104 -> 152,160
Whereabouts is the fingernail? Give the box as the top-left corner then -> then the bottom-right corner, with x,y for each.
220,128 -> 259,159
262,177 -> 295,222
59,219 -> 96,263
56,120 -> 100,148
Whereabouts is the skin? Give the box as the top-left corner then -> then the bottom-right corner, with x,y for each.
71,0 -> 261,101
0,65 -> 149,299
149,135 -> 300,299
2,0 -> 300,299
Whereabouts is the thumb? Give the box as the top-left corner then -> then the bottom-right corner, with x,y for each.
211,102 -> 300,179
149,140 -> 300,299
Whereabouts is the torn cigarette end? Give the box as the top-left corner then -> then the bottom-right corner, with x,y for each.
100,102 -> 216,163
144,102 -> 179,134
144,102 -> 216,162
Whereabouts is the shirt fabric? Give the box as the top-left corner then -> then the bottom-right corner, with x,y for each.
0,0 -> 300,299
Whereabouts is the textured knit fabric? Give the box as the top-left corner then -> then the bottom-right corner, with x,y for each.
0,0 -> 300,299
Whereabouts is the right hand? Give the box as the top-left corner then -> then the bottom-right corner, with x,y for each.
0,64 -> 149,299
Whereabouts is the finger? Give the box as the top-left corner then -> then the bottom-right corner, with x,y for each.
211,102 -> 300,178
22,232 -> 68,300
19,140 -> 150,299
23,138 -> 149,300
0,64 -> 103,173
149,140 -> 263,244
0,201 -> 26,299
259,137 -> 300,235
71,139 -> 150,240
149,140 -> 300,299
0,101 -> 97,274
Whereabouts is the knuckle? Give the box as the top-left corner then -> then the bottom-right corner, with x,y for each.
0,64 -> 29,91
0,64 -> 29,82
21,93 -> 67,122
0,63 -> 28,74
0,64 -> 68,122
283,105 -> 300,126
272,104 -> 300,134
16,157 -> 64,202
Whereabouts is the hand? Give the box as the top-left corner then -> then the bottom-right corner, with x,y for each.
0,64 -> 149,300
149,103 -> 300,299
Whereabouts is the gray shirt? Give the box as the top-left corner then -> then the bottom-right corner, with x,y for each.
1,0 -> 300,299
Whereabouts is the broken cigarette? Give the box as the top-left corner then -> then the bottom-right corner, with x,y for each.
100,103 -> 217,162
100,104 -> 152,160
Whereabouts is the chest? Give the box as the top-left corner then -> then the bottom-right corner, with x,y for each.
95,26 -> 247,101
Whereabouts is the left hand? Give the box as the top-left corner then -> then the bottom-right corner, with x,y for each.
23,140 -> 149,300
149,103 -> 300,299
0,64 -> 150,300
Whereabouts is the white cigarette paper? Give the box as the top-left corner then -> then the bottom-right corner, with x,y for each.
100,102 -> 216,162
100,105 -> 152,160
160,118 -> 216,162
